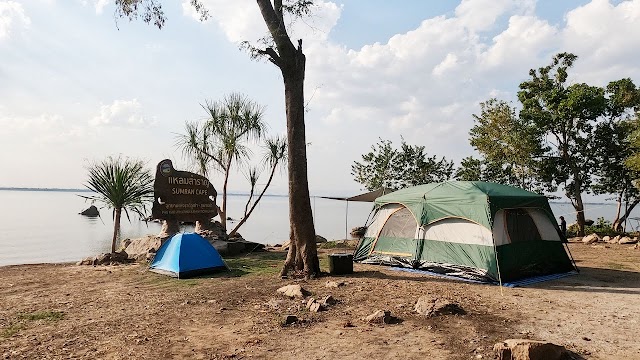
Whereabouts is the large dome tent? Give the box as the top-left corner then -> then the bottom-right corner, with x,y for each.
353,181 -> 576,282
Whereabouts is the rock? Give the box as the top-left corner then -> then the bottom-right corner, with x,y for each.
283,315 -> 298,325
124,235 -> 163,262
277,284 -> 310,298
264,299 -> 284,310
619,236 -> 637,244
325,281 -> 346,288
414,296 -> 466,317
582,233 -> 599,244
612,235 -> 621,243
494,339 -> 569,360
364,310 -> 392,324
321,295 -> 337,306
315,235 -> 328,243
584,219 -> 594,226
602,236 -> 611,243
79,205 -> 99,217
306,298 -> 323,312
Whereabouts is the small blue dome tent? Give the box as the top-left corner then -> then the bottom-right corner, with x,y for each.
150,233 -> 227,278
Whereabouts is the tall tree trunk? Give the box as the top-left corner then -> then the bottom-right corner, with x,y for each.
112,207 -> 122,253
279,49 -> 319,278
613,198 -> 640,232
612,192 -> 623,230
572,178 -> 586,236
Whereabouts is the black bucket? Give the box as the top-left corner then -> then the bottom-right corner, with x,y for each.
328,253 -> 353,275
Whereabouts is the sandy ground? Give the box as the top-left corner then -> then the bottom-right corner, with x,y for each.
1,242 -> 639,360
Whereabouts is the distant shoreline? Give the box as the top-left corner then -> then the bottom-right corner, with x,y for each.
0,187 -> 618,204
0,187 -> 91,193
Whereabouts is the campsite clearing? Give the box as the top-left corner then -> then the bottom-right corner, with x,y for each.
1,242 -> 639,359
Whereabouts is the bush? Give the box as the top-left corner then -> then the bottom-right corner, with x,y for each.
568,217 -> 621,237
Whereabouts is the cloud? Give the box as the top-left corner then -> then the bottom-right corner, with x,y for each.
0,1 -> 30,41
90,99 -> 156,128
0,109 -> 86,146
181,0 -> 341,44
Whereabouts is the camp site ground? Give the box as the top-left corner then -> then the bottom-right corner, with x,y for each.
1,241 -> 639,359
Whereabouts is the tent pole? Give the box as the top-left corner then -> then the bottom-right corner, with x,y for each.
345,200 -> 349,240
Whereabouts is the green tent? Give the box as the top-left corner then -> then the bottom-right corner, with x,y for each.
353,181 -> 576,282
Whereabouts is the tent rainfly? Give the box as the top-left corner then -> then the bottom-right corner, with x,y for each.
353,181 -> 577,282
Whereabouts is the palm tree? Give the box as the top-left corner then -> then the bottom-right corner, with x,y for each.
177,93 -> 267,231
229,136 -> 286,236
82,156 -> 154,253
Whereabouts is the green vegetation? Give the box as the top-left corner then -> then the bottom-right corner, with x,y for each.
352,138 -> 454,191
1,324 -> 25,338
2,311 -> 65,339
17,311 -> 65,322
81,156 -> 154,253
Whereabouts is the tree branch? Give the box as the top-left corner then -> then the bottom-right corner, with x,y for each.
257,47 -> 282,67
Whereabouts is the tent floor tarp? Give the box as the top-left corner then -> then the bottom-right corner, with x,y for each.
390,267 -> 578,287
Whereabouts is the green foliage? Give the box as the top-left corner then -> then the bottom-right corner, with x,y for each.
81,156 -> 154,252
567,217 -> 621,237
468,99 -> 543,190
176,93 -> 274,232
351,138 -> 453,191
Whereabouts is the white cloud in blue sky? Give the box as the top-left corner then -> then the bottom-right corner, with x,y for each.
1,0 -> 640,198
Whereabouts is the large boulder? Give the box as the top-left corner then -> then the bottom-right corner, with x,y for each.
79,205 -> 99,217
123,235 -> 163,262
582,233 -> 600,244
494,339 -> 569,360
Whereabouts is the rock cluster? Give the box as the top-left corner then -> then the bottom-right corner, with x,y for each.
581,233 -> 638,245
77,251 -> 131,266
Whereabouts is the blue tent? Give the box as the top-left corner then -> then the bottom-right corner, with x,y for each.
150,232 -> 227,278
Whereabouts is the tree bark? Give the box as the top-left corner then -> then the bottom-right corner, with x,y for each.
112,207 -> 122,253
280,49 -> 319,278
572,177 -> 586,236
613,198 -> 640,232
612,193 -> 623,230
256,0 -> 319,278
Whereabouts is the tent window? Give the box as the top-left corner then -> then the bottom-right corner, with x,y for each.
379,207 -> 417,239
505,209 -> 542,243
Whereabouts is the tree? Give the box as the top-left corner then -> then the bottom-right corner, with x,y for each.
228,136 -> 287,236
595,78 -> 640,230
82,156 -> 154,253
352,138 -> 453,191
593,118 -> 639,231
518,52 -> 607,236
177,93 -> 267,231
112,1 -> 320,277
454,156 -> 519,185
468,99 -> 544,190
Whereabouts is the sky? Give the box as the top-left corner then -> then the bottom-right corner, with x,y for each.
1,0 -> 639,197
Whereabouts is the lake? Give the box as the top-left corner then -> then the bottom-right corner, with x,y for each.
0,189 -> 630,266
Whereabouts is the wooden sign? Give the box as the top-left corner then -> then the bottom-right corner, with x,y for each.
151,159 -> 217,221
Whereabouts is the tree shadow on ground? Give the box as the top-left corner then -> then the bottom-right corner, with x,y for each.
345,266 -> 640,295
531,266 -> 640,295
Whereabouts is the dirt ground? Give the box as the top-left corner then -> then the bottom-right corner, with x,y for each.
1,242 -> 639,360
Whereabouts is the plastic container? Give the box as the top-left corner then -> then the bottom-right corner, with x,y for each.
328,253 -> 354,275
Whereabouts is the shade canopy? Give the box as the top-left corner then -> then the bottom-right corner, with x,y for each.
321,187 -> 394,202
